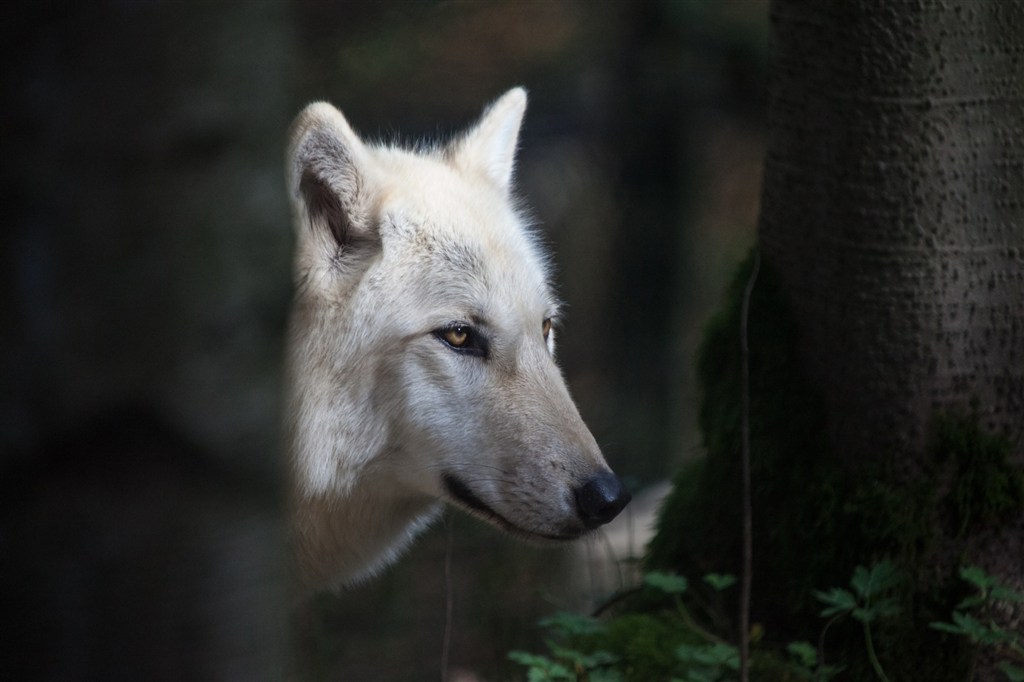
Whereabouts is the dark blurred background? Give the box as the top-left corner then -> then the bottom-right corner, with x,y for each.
1,1 -> 767,679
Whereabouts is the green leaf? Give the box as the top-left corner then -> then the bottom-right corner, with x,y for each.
590,669 -> 625,682
527,667 -> 574,682
955,565 -> 1024,607
932,611 -> 1015,645
851,561 -> 900,599
872,597 -> 902,619
526,669 -> 547,682
959,565 -> 995,591
539,664 -> 574,681
850,565 -> 871,597
705,642 -> 740,670
815,588 -> 856,617
929,620 -> 967,636
703,573 -> 737,591
786,640 -> 818,668
510,651 -> 576,680
546,643 -> 585,664
851,607 -> 875,623
991,584 -> 1024,604
957,594 -> 987,610
682,671 -> 716,682
675,642 -> 739,669
646,571 -> 689,594
580,650 -> 619,668
998,663 -> 1024,682
547,643 -> 619,670
675,643 -> 701,662
509,651 -> 551,667
849,598 -> 899,623
949,611 -> 989,641
818,664 -> 847,681
538,611 -> 605,637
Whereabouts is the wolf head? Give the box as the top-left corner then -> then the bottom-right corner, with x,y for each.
285,88 -> 630,588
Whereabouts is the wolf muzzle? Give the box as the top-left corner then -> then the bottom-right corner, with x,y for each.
574,472 -> 631,529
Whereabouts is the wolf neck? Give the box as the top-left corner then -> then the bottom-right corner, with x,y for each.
290,476 -> 441,589
282,300 -> 421,587
286,358 -> 442,589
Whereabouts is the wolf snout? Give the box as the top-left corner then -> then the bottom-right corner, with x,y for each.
574,472 -> 631,529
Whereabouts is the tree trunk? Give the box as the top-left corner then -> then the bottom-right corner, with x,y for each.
759,0 -> 1024,470
757,0 -> 1024,677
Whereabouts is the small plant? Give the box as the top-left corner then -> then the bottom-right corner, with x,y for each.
509,571 -> 740,682
814,561 -> 902,682
509,571 -> 841,682
930,565 -> 1024,681
783,641 -> 843,681
508,612 -> 621,682
672,640 -> 738,682
647,571 -> 742,682
507,648 -> 623,682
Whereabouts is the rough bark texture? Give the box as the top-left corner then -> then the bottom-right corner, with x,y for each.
759,0 -> 1024,471
756,3 -> 1024,676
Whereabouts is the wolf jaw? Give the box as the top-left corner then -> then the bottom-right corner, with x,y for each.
441,473 -> 584,542
284,88 -> 630,590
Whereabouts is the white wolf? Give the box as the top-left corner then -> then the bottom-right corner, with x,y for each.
284,88 -> 630,590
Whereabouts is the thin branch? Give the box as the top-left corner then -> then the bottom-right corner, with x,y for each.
739,250 -> 761,682
863,619 -> 891,682
441,514 -> 455,682
675,594 -> 730,646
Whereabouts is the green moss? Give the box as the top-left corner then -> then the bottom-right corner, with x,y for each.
934,410 -> 1024,536
647,250 -> 844,619
584,613 -> 689,681
646,247 -> 1023,680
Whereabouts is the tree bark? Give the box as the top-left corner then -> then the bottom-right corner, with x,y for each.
759,0 -> 1024,472
757,2 -> 1023,677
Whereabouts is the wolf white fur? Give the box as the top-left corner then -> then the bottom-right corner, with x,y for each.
284,88 -> 630,590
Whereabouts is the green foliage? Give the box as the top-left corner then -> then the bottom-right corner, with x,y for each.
646,571 -> 689,595
673,641 -> 738,682
507,561 -> 1011,679
813,562 -> 903,682
512,561 -> 1024,679
933,412 -> 1024,535
704,574 -> 738,591
815,562 -> 901,624
783,641 -> 844,680
510,571 -> 843,682
597,613 -> 689,680
510,572 -> 731,681
930,566 -> 1024,681
510,564 -> 1022,682
507,651 -> 576,681
539,612 -> 606,638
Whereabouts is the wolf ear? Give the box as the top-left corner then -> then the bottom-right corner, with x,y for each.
449,87 -> 527,194
287,102 -> 375,251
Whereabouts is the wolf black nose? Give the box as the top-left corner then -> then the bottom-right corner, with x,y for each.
575,472 -> 631,529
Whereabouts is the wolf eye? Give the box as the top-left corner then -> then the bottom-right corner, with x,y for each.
443,326 -> 469,347
542,318 -> 553,342
435,324 -> 487,357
